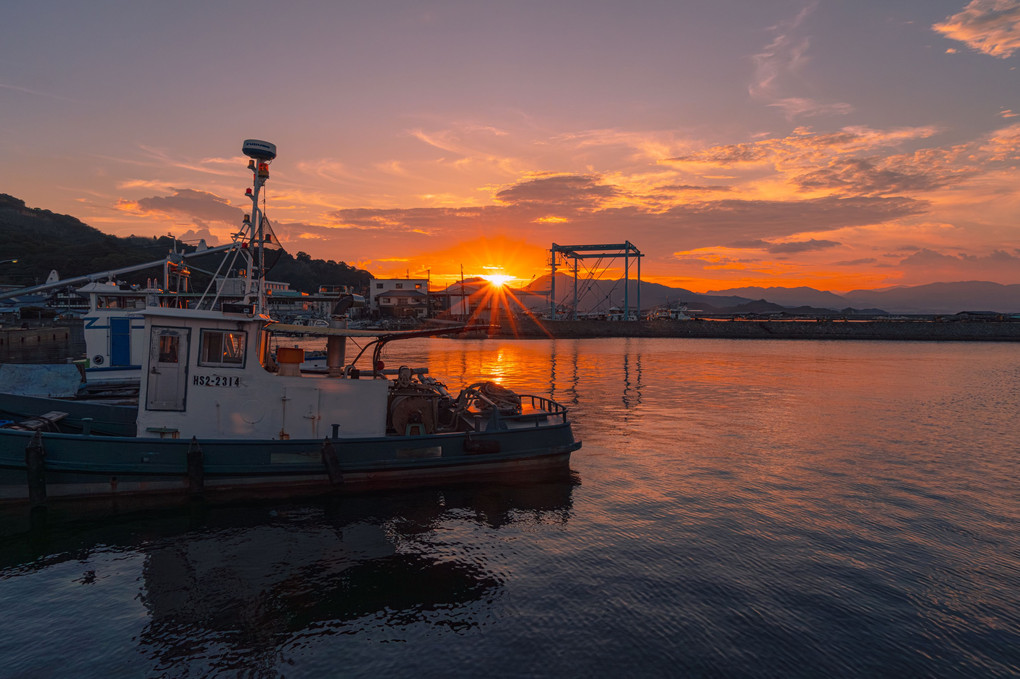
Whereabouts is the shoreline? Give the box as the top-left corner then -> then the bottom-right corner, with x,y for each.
474,318 -> 1020,342
3,318 -> 1019,368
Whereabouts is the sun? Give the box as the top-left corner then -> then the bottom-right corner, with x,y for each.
481,274 -> 514,288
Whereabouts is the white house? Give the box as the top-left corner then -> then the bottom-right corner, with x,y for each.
369,279 -> 428,316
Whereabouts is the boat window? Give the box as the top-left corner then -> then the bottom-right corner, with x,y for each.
158,334 -> 179,363
199,329 -> 246,367
258,329 -> 271,369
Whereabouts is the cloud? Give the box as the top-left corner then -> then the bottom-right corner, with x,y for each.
765,239 -> 842,254
769,98 -> 854,119
320,184 -> 925,265
727,239 -> 771,249
979,122 -> 1020,160
661,195 -> 923,236
176,228 -> 221,247
834,258 -> 878,266
329,206 -> 476,233
495,174 -> 619,209
896,247 -> 1020,283
793,156 -> 968,195
933,0 -> 1020,58
727,238 -> 841,253
105,121 -> 1014,289
749,4 -> 853,120
0,82 -> 79,103
117,179 -> 174,191
294,159 -> 363,184
899,247 -> 1020,266
135,147 -> 242,177
656,184 -> 733,192
405,124 -> 523,177
668,126 -> 941,167
118,189 -> 243,226
669,143 -> 771,165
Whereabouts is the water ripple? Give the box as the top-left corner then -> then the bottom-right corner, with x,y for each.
0,339 -> 1018,677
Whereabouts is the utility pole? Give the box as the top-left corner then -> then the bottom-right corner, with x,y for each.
624,243 -> 629,320
573,257 -> 578,321
549,244 -> 557,320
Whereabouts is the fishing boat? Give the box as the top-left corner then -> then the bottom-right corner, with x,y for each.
0,222 -> 253,433
0,140 -> 581,506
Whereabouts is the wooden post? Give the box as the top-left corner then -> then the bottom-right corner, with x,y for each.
25,431 -> 46,508
187,436 -> 204,497
321,438 -> 343,485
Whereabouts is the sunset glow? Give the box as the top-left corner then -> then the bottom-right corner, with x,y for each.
3,2 -> 1020,292
482,274 -> 514,288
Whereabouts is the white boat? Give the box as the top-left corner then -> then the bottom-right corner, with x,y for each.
0,140 -> 581,506
649,303 -> 691,321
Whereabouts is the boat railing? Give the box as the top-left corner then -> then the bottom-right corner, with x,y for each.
517,394 -> 569,424
465,390 -> 568,426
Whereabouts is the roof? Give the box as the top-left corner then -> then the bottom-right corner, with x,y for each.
378,289 -> 426,299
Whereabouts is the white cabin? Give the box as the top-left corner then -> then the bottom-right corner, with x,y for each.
79,281 -> 168,383
135,307 -> 389,440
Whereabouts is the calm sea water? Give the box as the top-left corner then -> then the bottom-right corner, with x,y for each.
1,338 -> 1018,678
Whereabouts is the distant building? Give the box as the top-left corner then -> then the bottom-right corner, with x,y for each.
216,277 -> 291,297
369,279 -> 428,317
377,289 -> 428,318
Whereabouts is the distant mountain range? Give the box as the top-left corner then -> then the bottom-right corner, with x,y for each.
706,283 -> 1020,314
500,274 -> 1020,315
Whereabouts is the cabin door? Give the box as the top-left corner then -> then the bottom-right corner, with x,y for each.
146,327 -> 190,411
110,317 -> 131,366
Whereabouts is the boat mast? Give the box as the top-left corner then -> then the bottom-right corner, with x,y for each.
241,139 -> 276,315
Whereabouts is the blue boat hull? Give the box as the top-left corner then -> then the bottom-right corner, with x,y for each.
0,424 -> 580,504
0,393 -> 137,436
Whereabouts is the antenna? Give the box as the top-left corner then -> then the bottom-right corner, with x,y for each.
240,139 -> 276,314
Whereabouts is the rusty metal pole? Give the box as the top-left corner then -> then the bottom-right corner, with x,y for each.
321,438 -> 343,485
187,436 -> 204,497
25,431 -> 46,508
326,335 -> 346,377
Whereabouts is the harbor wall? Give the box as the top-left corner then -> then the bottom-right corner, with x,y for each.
3,318 -> 1017,366
0,322 -> 84,364
486,318 -> 1020,341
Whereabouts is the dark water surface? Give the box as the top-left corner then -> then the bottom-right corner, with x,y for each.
1,338 -> 1018,678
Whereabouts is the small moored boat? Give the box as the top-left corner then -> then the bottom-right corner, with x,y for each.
0,140 -> 580,505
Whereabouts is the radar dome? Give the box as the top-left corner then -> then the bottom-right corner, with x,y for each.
242,139 -> 277,161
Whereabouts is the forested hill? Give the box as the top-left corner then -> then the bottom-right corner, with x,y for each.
0,194 -> 372,292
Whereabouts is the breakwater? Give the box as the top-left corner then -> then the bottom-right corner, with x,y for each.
486,318 -> 1020,341
0,322 -> 83,364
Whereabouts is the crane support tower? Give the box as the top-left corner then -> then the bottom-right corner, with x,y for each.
549,242 -> 643,321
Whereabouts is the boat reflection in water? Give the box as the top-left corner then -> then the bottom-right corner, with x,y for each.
0,477 -> 575,675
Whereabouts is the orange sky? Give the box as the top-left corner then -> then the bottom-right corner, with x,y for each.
3,2 -> 1020,293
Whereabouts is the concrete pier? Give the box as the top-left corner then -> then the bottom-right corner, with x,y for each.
0,323 -> 81,364
483,318 -> 1020,341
